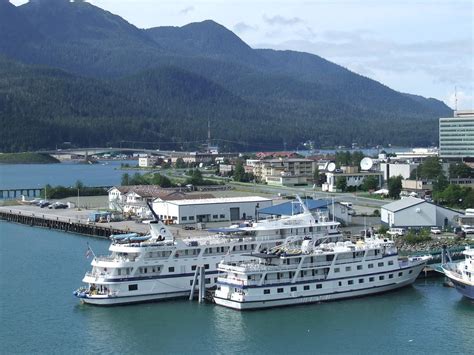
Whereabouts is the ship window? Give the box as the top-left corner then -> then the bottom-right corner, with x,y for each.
144,268 -> 147,274
388,261 -> 394,266
304,285 -> 310,291
398,272 -> 403,277
338,282 -> 342,286
357,265 -> 362,270
264,289 -> 270,294
409,270 -> 413,274
359,278 -> 364,284
192,265 -> 196,271
168,267 -> 175,272
205,278 -> 211,284
128,284 -> 138,291
277,288 -> 284,293
379,275 -> 384,280
345,266 -> 351,272
348,280 -> 354,285
214,277 -> 218,283
334,268 -> 340,273
316,284 -> 322,289
368,264 -> 374,269
204,264 -> 209,269
378,262 -> 384,267
291,286 -> 297,292
389,274 -> 394,279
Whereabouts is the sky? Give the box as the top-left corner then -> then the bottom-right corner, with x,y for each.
11,0 -> 474,109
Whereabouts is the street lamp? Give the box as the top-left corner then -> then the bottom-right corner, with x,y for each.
255,203 -> 260,221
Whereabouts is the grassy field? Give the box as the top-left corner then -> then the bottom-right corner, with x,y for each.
0,152 -> 60,164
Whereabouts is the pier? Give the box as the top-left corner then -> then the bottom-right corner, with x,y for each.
0,208 -> 142,239
0,186 -> 112,200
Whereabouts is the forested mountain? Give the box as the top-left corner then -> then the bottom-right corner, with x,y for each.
0,0 -> 452,152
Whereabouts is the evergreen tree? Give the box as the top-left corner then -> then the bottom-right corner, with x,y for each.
121,173 -> 130,186
388,176 -> 403,198
336,177 -> 347,191
233,160 -> 245,182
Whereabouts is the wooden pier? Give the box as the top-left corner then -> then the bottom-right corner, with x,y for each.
0,209 -> 134,239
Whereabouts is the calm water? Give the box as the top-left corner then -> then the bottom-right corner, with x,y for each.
0,160 -> 140,190
0,221 -> 472,354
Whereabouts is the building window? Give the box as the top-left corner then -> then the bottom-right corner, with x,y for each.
277,288 -> 284,293
128,284 -> 138,291
264,289 -> 270,294
181,216 -> 187,221
213,215 -> 218,219
189,216 -> 195,221
220,214 -> 225,219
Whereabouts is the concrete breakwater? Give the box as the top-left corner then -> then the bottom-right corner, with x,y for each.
0,208 -> 138,239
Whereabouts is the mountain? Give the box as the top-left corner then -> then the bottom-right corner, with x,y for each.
0,0 -> 452,152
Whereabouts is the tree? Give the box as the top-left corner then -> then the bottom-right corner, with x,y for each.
121,173 -> 130,186
74,180 -> 84,191
351,151 -> 365,167
175,157 -> 186,169
449,163 -> 473,179
388,175 -> 402,198
433,173 -> 449,194
151,173 -> 173,188
336,176 -> 347,191
313,166 -> 320,185
419,157 -> 442,179
185,169 -> 204,185
233,160 -> 246,182
361,175 -> 379,191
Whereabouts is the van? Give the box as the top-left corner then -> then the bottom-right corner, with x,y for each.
340,202 -> 353,209
387,228 -> 405,237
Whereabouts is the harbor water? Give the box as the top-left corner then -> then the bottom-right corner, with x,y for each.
1,221 -> 473,354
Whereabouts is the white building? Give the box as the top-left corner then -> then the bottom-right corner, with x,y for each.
253,158 -> 316,186
322,171 -> 383,192
439,110 -> 474,158
381,197 -> 461,229
152,196 -> 272,224
379,162 -> 418,180
138,156 -> 158,167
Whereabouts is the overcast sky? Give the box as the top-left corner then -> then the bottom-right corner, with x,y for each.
12,0 -> 474,109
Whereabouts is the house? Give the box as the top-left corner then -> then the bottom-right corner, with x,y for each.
381,197 -> 462,229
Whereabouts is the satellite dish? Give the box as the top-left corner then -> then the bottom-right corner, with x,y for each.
360,157 -> 373,171
327,162 -> 336,172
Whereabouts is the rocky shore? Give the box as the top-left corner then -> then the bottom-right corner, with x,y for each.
395,237 -> 473,254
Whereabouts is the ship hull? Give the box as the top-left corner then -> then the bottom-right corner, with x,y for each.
214,264 -> 425,310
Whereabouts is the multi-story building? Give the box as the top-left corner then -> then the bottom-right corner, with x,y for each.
252,158 -> 316,186
439,110 -> 474,159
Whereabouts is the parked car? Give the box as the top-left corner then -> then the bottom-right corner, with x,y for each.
430,227 -> 441,235
461,225 -> 474,234
48,202 -> 68,209
387,228 -> 405,237
39,201 -> 50,208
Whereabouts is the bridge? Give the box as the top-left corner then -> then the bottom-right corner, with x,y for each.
40,147 -> 176,157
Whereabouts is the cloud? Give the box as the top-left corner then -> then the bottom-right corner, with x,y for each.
233,22 -> 257,34
179,6 -> 194,14
263,14 -> 303,26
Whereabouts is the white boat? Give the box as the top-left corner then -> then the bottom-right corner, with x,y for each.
214,235 -> 431,310
74,197 -> 342,305
441,246 -> 474,300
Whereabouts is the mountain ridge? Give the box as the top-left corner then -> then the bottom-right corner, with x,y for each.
0,1 -> 452,152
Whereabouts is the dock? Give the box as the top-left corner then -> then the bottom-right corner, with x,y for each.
0,206 -> 144,239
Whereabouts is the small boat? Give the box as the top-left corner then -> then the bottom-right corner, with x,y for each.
441,246 -> 474,300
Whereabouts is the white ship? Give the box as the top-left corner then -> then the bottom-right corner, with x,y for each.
74,198 -> 341,305
214,235 -> 431,310
441,246 -> 474,300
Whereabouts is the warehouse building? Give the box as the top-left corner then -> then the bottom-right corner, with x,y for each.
381,197 -> 462,229
152,196 -> 272,224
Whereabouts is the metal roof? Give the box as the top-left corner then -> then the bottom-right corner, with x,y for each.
258,199 -> 331,216
164,196 -> 272,206
382,197 -> 425,212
